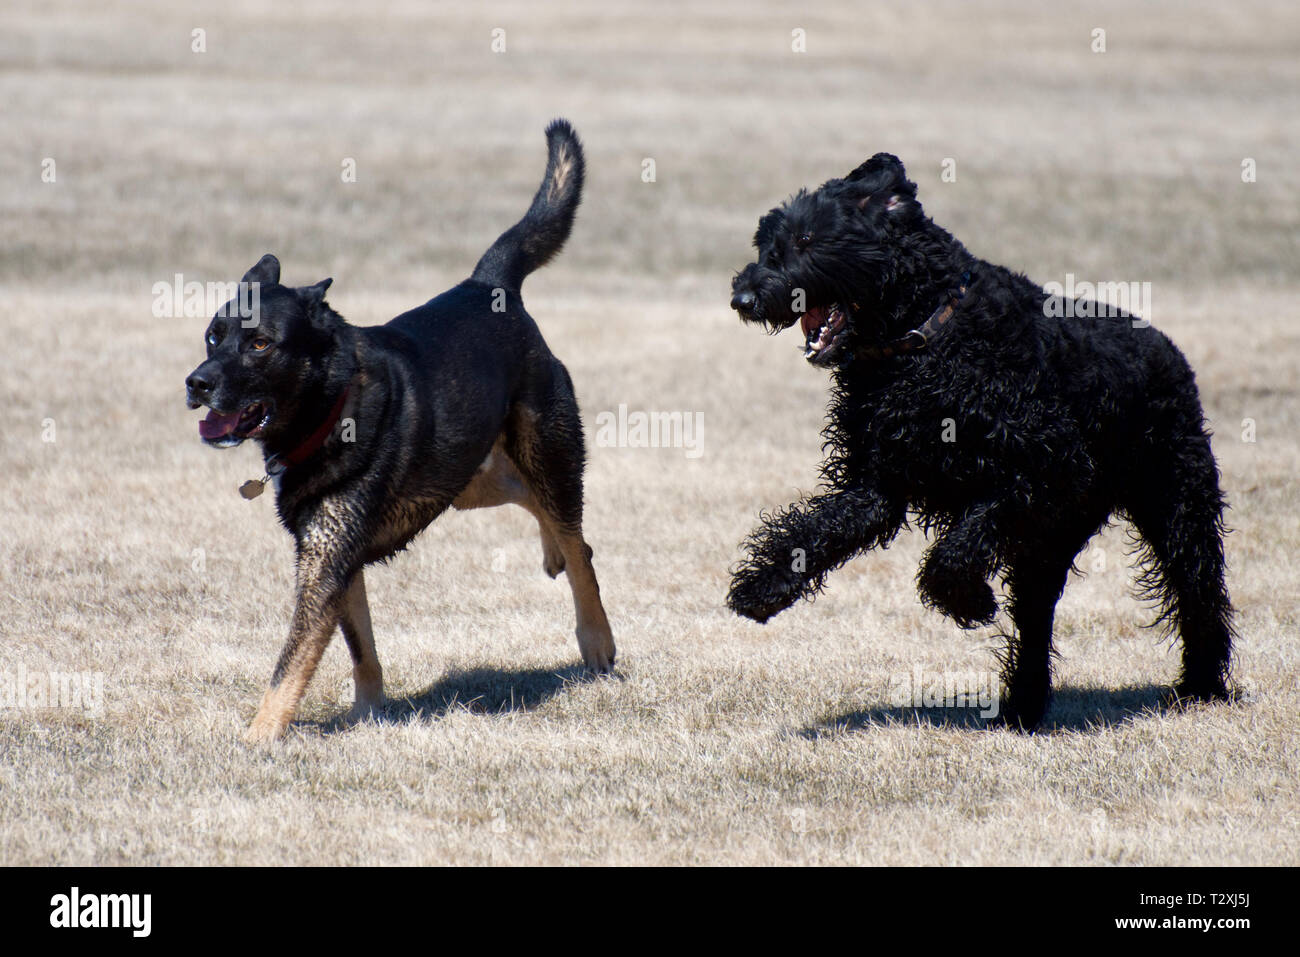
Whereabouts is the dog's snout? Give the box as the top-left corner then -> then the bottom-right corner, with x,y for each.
731,289 -> 757,314
185,367 -> 217,409
186,356 -> 225,402
186,371 -> 213,396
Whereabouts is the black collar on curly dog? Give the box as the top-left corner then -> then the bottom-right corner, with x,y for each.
856,271 -> 972,361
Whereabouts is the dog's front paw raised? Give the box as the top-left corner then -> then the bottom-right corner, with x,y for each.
917,556 -> 998,630
727,563 -> 803,623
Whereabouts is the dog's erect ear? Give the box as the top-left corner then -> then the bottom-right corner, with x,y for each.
301,277 -> 333,304
242,253 -> 281,286
300,278 -> 337,331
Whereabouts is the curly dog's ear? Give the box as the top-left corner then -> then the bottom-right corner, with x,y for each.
847,153 -> 918,215
847,152 -> 907,185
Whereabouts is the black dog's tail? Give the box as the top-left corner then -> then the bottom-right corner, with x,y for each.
471,119 -> 585,293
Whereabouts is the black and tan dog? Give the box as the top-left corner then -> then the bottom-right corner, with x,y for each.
185,120 -> 615,743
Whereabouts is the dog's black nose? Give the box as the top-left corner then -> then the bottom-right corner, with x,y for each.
186,372 -> 212,398
731,289 -> 756,314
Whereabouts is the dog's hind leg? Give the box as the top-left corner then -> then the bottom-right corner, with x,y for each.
505,386 -> 615,674
340,571 -> 383,721
453,439 -> 566,578
1125,431 -> 1234,704
547,521 -> 615,673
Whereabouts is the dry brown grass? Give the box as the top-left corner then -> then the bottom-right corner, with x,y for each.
1,0 -> 1297,865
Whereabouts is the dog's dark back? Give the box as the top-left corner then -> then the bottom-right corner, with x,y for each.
354,120 -> 587,508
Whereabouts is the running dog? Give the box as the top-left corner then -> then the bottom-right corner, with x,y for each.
185,120 -> 615,743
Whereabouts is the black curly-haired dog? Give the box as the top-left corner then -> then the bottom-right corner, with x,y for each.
726,153 -> 1234,729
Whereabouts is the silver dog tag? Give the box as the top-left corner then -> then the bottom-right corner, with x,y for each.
239,478 -> 266,499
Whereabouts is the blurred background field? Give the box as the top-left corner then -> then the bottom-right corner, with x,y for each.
0,0 -> 1296,864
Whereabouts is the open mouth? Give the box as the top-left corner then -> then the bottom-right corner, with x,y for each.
196,402 -> 271,444
799,304 -> 849,365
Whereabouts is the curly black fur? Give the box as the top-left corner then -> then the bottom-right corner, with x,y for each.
727,153 -> 1235,730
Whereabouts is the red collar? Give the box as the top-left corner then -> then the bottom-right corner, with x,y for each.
268,382 -> 352,474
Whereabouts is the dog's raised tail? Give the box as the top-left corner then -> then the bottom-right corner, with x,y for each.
471,119 -> 585,292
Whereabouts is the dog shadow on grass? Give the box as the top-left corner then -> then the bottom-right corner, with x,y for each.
799,683 -> 1177,738
317,664 -> 599,733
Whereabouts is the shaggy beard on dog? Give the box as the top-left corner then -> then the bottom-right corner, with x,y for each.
726,153 -> 1234,730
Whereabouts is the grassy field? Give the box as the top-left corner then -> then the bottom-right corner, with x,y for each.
1,0 -> 1297,865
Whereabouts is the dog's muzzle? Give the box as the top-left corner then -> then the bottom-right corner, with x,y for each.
185,364 -> 272,445
800,304 -> 850,365
730,288 -> 757,319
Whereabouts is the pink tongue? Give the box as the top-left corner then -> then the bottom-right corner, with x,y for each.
801,307 -> 826,337
199,409 -> 242,440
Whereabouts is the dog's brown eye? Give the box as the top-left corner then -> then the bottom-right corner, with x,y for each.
251,337 -> 272,352
796,233 -> 812,250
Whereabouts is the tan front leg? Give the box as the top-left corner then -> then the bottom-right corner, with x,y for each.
340,571 -> 383,720
245,562 -> 345,744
